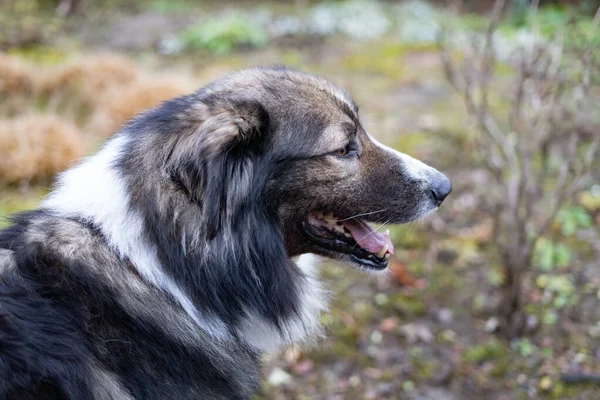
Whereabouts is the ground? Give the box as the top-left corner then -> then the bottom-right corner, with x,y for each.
1,1 -> 600,399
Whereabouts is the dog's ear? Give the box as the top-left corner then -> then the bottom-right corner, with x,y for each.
167,98 -> 270,239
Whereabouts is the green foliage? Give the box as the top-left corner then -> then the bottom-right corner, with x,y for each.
8,45 -> 67,65
402,380 -> 415,392
0,188 -> 48,227
487,267 -> 504,287
409,348 -> 435,380
182,14 -> 268,54
520,6 -> 570,34
534,239 -> 572,271
536,274 -> 576,309
461,339 -> 512,378
543,309 -> 558,325
387,292 -> 426,316
508,4 -> 577,35
533,206 -> 592,271
580,185 -> 600,211
556,205 -> 593,237
463,339 -> 506,363
512,338 -> 536,357
148,0 -> 193,14
472,3 -> 600,48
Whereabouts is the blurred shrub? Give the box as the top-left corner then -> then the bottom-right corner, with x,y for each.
310,0 -> 391,39
38,54 -> 138,107
555,206 -> 593,237
441,0 -> 599,337
535,273 -> 576,310
148,0 -> 194,14
395,1 -> 440,43
533,239 -> 572,271
0,54 -> 34,97
532,205 -> 592,271
0,54 -> 36,116
182,14 -> 268,54
0,52 -> 197,142
0,115 -> 85,184
0,53 -> 201,186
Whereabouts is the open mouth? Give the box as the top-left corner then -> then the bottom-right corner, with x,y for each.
300,211 -> 394,270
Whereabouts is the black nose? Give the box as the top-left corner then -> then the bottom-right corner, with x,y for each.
429,173 -> 452,206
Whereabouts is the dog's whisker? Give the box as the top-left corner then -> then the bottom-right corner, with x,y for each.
375,220 -> 392,232
336,209 -> 388,222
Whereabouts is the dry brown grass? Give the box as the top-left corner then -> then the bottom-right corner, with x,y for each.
0,53 -> 199,184
0,54 -> 36,116
88,75 -> 196,137
0,115 -> 85,184
0,53 -> 198,137
0,54 -> 34,96
37,54 -> 138,106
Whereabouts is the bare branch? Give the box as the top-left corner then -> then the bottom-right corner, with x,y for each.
439,0 -> 599,337
480,0 -> 507,111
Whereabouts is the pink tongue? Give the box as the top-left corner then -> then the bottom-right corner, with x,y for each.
341,219 -> 394,255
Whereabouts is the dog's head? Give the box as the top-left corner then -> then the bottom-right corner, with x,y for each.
151,67 -> 450,271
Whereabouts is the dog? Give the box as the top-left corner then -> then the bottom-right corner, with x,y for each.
0,67 -> 451,399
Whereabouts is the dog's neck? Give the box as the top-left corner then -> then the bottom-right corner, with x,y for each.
42,134 -> 327,351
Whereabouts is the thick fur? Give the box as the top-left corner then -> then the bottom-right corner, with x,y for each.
0,67 -> 448,399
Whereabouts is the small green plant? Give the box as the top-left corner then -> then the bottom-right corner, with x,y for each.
463,339 -> 506,363
533,239 -> 572,271
510,3 -> 570,34
536,274 -> 575,309
532,205 -> 591,270
512,338 -> 535,357
182,14 -> 268,54
556,205 -> 593,237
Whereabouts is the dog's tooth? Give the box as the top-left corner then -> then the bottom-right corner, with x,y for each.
333,224 -> 345,234
377,244 -> 388,258
324,212 -> 334,221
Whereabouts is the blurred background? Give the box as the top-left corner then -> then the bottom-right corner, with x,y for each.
1,0 -> 599,398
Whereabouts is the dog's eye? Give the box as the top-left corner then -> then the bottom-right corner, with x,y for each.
335,142 -> 357,158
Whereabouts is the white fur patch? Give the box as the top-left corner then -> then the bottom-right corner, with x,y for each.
367,133 -> 438,182
90,362 -> 134,400
239,253 -> 329,352
42,135 -> 230,341
0,249 -> 16,274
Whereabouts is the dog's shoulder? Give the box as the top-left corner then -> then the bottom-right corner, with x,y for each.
0,273 -> 93,398
0,210 -> 262,399
1,209 -> 119,275
0,211 -> 95,397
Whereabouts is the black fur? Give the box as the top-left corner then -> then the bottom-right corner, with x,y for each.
0,211 -> 261,399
